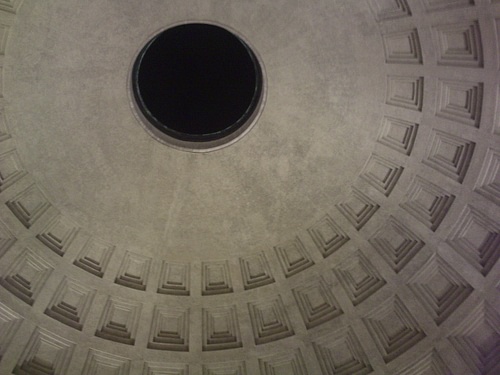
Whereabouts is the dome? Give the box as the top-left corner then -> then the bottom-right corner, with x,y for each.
0,0 -> 499,374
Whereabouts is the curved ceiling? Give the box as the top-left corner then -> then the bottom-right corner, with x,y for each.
0,0 -> 499,374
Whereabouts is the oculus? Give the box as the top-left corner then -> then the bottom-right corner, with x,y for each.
132,23 -> 265,151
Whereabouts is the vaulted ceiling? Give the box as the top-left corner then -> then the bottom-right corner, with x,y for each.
0,0 -> 499,374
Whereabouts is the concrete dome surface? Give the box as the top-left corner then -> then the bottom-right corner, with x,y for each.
0,0 -> 499,374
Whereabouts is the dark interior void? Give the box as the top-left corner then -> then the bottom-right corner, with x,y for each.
133,23 -> 262,142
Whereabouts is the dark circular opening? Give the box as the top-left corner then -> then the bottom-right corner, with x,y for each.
133,23 -> 263,143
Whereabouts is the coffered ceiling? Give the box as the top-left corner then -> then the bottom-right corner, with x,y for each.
0,1 -> 499,374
